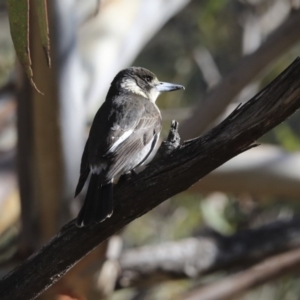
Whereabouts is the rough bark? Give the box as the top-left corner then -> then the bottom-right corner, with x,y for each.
1,58 -> 300,300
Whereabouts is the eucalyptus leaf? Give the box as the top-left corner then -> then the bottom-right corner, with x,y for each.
7,0 -> 43,94
34,0 -> 51,67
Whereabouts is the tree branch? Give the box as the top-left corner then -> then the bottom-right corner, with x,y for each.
1,58 -> 300,300
117,217 -> 300,288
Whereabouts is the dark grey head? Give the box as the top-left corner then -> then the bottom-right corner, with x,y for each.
111,67 -> 184,102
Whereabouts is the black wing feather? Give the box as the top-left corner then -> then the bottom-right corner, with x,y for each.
75,139 -> 90,197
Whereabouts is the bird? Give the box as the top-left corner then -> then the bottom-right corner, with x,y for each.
75,67 -> 184,227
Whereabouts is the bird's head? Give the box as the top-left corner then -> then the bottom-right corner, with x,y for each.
111,67 -> 184,102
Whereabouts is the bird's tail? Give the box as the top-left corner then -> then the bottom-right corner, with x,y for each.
76,174 -> 113,227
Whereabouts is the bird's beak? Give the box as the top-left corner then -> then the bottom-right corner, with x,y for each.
156,82 -> 185,92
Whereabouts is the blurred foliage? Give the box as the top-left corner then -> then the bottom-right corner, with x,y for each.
0,226 -> 18,264
273,124 -> 300,152
123,194 -> 204,247
242,275 -> 300,300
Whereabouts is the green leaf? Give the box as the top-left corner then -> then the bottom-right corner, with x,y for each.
34,0 -> 51,67
6,0 -> 43,94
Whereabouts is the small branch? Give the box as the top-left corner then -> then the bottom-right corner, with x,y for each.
1,58 -> 300,300
182,247 -> 300,300
117,217 -> 300,288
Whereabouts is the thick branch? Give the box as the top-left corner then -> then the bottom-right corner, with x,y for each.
180,9 -> 300,139
1,58 -> 300,300
117,217 -> 300,288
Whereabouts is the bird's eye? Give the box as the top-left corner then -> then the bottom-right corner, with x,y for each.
144,76 -> 152,83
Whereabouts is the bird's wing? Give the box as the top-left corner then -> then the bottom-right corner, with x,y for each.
88,95 -> 146,161
104,101 -> 162,179
75,95 -> 161,195
76,95 -> 141,195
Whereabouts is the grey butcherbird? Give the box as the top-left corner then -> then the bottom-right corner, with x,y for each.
75,67 -> 184,227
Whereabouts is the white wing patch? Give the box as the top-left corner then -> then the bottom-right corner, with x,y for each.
108,129 -> 134,153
